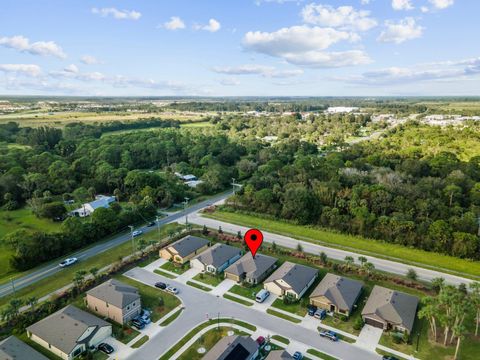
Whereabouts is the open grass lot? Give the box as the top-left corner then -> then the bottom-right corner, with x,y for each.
0,223 -> 183,309
0,208 -> 61,283
180,121 -> 214,128
113,275 -> 180,323
205,211 -> 480,279
228,283 -> 263,301
192,272 -> 224,287
160,261 -> 190,275
271,298 -> 307,317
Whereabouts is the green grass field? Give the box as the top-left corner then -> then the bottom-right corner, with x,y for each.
205,211 -> 480,279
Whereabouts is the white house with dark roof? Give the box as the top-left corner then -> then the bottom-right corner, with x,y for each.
70,195 -> 116,217
190,243 -> 242,273
263,262 -> 318,300
27,305 -> 112,360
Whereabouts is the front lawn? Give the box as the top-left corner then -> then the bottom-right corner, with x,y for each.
192,272 -> 224,287
114,275 -> 181,322
112,322 -> 140,344
160,261 -> 190,275
228,283 -> 263,301
271,298 -> 307,317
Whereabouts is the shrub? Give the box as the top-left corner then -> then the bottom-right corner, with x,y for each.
353,317 -> 364,330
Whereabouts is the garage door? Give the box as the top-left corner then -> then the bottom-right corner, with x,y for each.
364,317 -> 385,329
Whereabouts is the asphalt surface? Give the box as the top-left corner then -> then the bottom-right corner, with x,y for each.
186,212 -> 475,288
124,267 -> 381,360
0,191 -> 232,299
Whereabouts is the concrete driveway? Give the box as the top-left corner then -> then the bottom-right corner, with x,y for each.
211,278 -> 236,296
356,325 -> 384,351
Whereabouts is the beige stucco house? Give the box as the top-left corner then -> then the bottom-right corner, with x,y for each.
263,262 -> 318,300
27,305 -> 112,360
86,279 -> 141,324
0,336 -> 48,360
224,253 -> 277,284
160,235 -> 210,264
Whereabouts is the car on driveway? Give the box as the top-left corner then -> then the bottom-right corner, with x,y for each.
314,309 -> 327,320
132,230 -> 143,237
307,304 -> 317,316
256,336 -> 266,346
98,343 -> 114,354
319,330 -> 339,342
140,309 -> 151,324
131,318 -> 145,330
155,281 -> 167,289
166,286 -> 179,294
382,356 -> 399,360
59,257 -> 78,267
293,351 -> 303,360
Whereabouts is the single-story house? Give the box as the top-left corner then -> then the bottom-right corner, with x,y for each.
27,305 -> 112,360
86,279 -> 141,324
0,335 -> 49,360
190,243 -> 242,273
203,335 -> 259,360
309,273 -> 363,317
224,253 -> 277,284
361,285 -> 419,334
70,195 -> 116,217
265,350 -> 294,360
160,235 -> 210,264
263,262 -> 318,300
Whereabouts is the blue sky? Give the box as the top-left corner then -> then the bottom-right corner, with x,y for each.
1,0 -> 479,96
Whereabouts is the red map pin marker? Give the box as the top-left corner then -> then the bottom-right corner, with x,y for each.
244,229 -> 263,258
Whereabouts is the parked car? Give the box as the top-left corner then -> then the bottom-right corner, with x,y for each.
166,286 -> 179,294
319,330 -> 339,342
140,309 -> 151,324
147,221 -> 156,227
256,336 -> 266,346
293,351 -> 303,360
131,318 -> 145,330
382,356 -> 399,360
155,282 -> 167,289
255,289 -> 270,303
59,257 -> 78,267
132,230 -> 143,237
307,304 -> 317,316
314,309 -> 327,320
98,343 -> 114,354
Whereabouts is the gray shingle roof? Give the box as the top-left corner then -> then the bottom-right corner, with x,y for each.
203,335 -> 258,360
362,285 -> 419,332
87,279 -> 140,308
27,305 -> 111,354
224,253 -> 277,281
168,235 -> 210,258
264,262 -> 318,295
192,243 -> 241,268
265,350 -> 293,360
0,336 -> 48,360
310,273 -> 363,312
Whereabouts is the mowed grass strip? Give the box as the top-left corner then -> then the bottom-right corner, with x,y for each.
266,309 -> 302,324
223,293 -> 254,306
159,308 -> 183,327
206,211 -> 480,279
154,269 -> 177,279
271,335 -> 290,345
186,281 -> 212,292
131,335 -> 149,348
307,348 -> 338,360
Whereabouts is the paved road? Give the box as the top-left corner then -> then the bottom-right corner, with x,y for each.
185,212 -> 475,287
124,267 -> 381,360
0,192 -> 231,299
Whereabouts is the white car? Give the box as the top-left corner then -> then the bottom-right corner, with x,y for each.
132,230 -> 143,237
166,286 -> 179,295
59,257 -> 78,267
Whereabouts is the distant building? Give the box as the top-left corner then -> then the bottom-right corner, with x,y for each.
86,279 -> 141,324
27,305 -> 112,360
309,273 -> 362,317
361,285 -> 419,334
190,243 -> 242,273
160,235 -> 210,264
224,253 -> 277,284
325,107 -> 359,114
203,335 -> 259,360
0,336 -> 48,360
263,262 -> 318,300
70,195 -> 116,217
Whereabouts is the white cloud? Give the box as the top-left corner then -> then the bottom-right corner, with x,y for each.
80,55 -> 101,65
91,7 -> 141,20
360,0 -> 371,4
63,64 -> 79,73
392,0 -> 414,11
0,35 -> 66,58
193,19 -> 221,32
163,16 -> 186,30
213,64 -> 304,78
428,0 -> 454,9
378,17 -> 424,44
219,78 -> 240,86
243,25 -> 368,68
301,4 -> 377,31
420,6 -> 430,13
0,64 -> 42,77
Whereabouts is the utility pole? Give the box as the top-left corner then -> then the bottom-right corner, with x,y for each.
128,225 -> 135,253
183,197 -> 190,227
156,215 -> 160,243
231,178 -> 241,194
10,278 -> 16,298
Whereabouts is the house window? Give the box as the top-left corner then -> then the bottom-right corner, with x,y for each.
127,306 -> 130,310
95,306 -> 98,311
133,302 -> 136,306
73,347 -> 82,357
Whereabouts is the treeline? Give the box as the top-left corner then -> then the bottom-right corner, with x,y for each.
168,101 -> 327,112
3,202 -> 156,270
228,125 -> 480,259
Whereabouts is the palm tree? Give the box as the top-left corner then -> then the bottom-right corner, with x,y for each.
364,262 -> 375,277
89,267 -> 99,280
431,277 -> 445,294
469,282 -> 480,336
453,324 -> 466,360
74,270 -> 87,288
344,256 -> 354,270
358,256 -> 368,267
296,243 -> 304,253
27,296 -> 38,312
419,296 -> 439,340
319,251 -> 328,265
